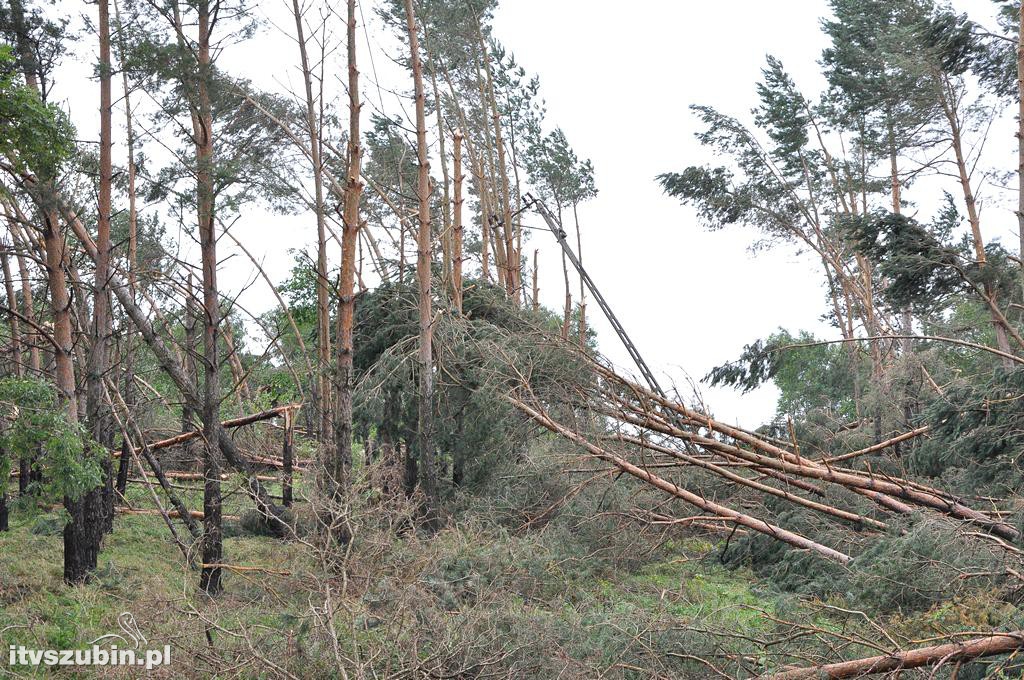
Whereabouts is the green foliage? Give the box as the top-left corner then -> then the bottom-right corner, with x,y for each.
657,104 -> 809,246
847,516 -> 1005,613
846,207 -> 965,312
913,368 -> 1024,491
0,43 -> 75,178
706,330 -> 856,418
353,275 -> 588,491
525,127 -> 597,210
0,378 -> 101,502
821,0 -> 937,153
754,56 -> 811,178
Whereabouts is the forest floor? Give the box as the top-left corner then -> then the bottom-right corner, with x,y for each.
1,442 -> 1017,678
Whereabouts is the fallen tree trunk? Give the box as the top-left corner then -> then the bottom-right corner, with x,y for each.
620,408 -> 1019,541
138,405 -> 300,454
767,630 -> 1024,679
508,395 -> 852,564
117,507 -> 240,522
614,433 -> 888,531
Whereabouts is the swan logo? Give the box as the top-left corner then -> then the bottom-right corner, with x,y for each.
8,612 -> 170,670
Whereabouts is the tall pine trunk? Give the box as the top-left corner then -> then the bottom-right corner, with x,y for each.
333,0 -> 362,502
1018,3 -> 1024,303
194,0 -> 223,595
290,0 -> 331,446
452,130 -> 464,313
403,0 -> 439,528
87,0 -> 115,534
940,76 -> 1015,364
47,208 -> 95,583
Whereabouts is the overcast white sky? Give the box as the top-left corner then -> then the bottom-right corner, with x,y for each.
52,0 -> 1013,427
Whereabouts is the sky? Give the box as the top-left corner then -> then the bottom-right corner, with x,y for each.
49,0 -> 1013,428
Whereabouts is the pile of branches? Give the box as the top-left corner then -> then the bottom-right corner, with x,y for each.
497,346 -> 1024,676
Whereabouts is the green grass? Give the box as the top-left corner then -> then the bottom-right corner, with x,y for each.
0,475 -> 314,678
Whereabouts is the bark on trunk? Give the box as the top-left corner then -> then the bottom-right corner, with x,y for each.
769,631 -> 1024,679
941,77 -> 1015,363
290,0 -> 331,445
403,0 -> 439,528
88,0 -> 115,534
476,22 -> 517,300
332,0 -> 362,504
47,209 -> 98,583
1018,3 -> 1024,304
452,130 -> 464,313
1,250 -> 26,499
194,0 -> 222,596
510,396 -> 851,564
532,248 -> 539,312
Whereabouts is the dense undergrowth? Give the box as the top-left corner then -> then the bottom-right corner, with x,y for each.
4,431 -> 1024,679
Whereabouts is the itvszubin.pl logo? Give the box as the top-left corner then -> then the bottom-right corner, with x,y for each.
8,612 -> 170,670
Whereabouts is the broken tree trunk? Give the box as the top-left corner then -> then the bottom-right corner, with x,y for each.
509,395 -> 852,564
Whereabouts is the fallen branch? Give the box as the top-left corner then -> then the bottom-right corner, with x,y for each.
822,426 -> 931,465
200,563 -> 291,576
767,630 -> 1024,678
111,405 -> 302,456
117,507 -> 241,522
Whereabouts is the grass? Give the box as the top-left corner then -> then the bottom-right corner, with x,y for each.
5,458 -> 1017,678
